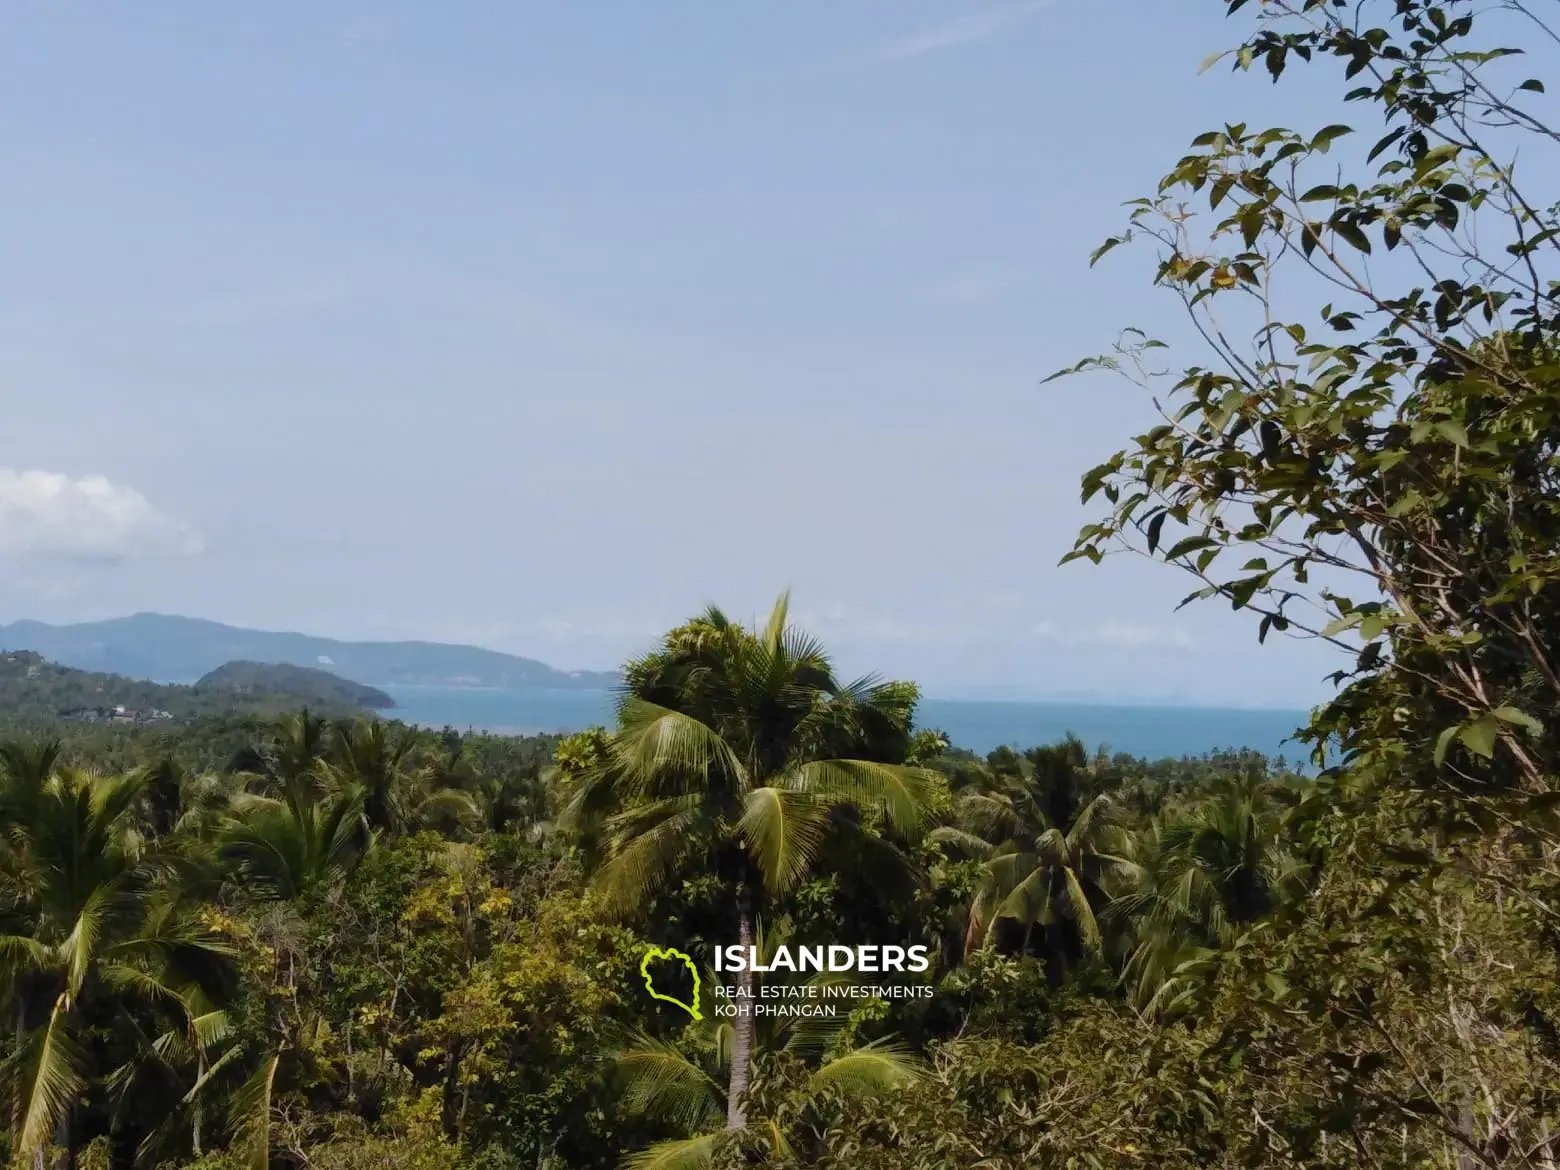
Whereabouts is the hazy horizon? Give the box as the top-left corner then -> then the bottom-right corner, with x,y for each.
0,610 -> 1315,711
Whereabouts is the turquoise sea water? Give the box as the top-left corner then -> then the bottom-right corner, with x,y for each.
383,686 -> 1313,765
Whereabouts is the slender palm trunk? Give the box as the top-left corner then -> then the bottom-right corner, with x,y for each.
725,900 -> 755,1130
12,993 -> 25,1164
192,1053 -> 205,1156
56,1107 -> 74,1170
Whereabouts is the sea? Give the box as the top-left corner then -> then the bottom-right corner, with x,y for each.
382,685 -> 1315,767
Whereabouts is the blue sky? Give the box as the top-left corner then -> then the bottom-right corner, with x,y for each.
0,1 -> 1358,706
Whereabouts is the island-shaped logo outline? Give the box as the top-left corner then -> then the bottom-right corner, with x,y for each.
640,946 -> 702,1020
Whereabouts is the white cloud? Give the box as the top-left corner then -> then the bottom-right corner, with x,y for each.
0,469 -> 201,562
867,1 -> 1053,62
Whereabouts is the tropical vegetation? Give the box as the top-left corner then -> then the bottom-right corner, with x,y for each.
7,0 -> 1560,1165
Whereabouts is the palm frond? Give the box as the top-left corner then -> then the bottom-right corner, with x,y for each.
98,961 -> 192,1014
996,861 -> 1052,927
927,826 -> 997,859
809,1038 -> 921,1095
16,994 -> 87,1161
416,788 -> 480,831
737,788 -> 832,894
179,1044 -> 244,1109
615,1036 -> 725,1132
951,791 -> 1019,840
595,799 -> 705,916
786,760 -> 936,833
229,1050 -> 280,1170
611,702 -> 746,799
58,885 -> 110,1000
1062,866 -> 1103,952
0,933 -> 54,976
621,1133 -> 721,1170
760,590 -> 792,653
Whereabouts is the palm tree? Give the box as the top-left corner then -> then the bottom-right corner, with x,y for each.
613,973 -> 919,1170
217,785 -> 363,904
227,710 -> 330,799
212,762 -> 363,1170
933,737 -> 1135,978
0,765 -> 232,1169
1117,771 -> 1306,1013
565,592 -> 937,1130
321,718 -> 477,841
471,760 -> 553,839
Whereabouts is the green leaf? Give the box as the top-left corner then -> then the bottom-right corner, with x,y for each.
1432,419 -> 1469,448
737,787 -> 832,894
1458,717 -> 1498,760
1090,236 -> 1126,266
1146,510 -> 1167,554
1321,613 -> 1363,637
616,1037 -> 724,1131
16,996 -> 87,1163
1311,124 -> 1353,152
1163,535 -> 1217,561
1491,706 -> 1544,736
230,1052 -> 281,1170
622,1134 -> 721,1170
1433,725 -> 1458,768
1332,218 -> 1372,254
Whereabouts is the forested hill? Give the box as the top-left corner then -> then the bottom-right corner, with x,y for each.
0,651 -> 376,724
0,613 -> 620,688
195,660 -> 396,710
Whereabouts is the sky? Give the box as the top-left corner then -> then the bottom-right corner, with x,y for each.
0,0 -> 1365,707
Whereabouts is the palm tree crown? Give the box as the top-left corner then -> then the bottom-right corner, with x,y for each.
566,592 -> 938,1130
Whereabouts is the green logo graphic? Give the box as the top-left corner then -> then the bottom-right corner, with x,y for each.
640,946 -> 702,1020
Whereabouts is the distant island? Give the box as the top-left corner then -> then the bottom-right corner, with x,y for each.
0,651 -> 381,725
0,613 -> 620,690
195,660 -> 396,710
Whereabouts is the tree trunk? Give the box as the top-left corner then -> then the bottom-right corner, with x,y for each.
55,1106 -> 74,1170
12,994 -> 24,1164
725,900 -> 755,1130
192,1053 -> 205,1156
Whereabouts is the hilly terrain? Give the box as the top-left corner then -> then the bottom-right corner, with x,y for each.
195,660 -> 396,710
0,613 -> 620,689
0,651 -> 379,724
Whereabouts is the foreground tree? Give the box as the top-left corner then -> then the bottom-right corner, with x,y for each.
614,1002 -> 919,1170
0,764 -> 231,1168
1051,0 -> 1560,1160
1057,0 -> 1560,794
565,592 -> 937,1131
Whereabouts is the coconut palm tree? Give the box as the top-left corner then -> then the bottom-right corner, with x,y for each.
565,592 -> 937,1130
227,710 -> 330,798
933,737 -> 1136,977
1117,770 -> 1307,1013
321,719 -> 478,841
612,972 -> 919,1170
0,765 -> 232,1169
217,785 -> 363,904
211,766 -> 363,1170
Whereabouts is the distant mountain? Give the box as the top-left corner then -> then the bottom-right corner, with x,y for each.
196,660 -> 396,711
0,651 -> 373,725
0,614 -> 620,689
